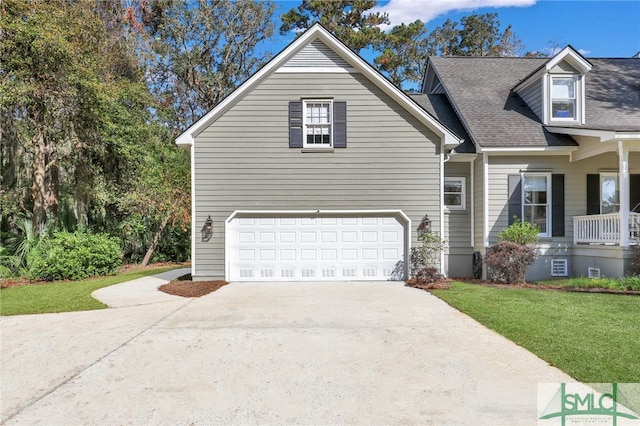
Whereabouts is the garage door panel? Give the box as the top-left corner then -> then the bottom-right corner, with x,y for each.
228,215 -> 405,281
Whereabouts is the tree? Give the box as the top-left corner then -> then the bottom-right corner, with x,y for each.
427,13 -> 523,57
373,20 -> 429,89
0,0 -> 149,231
280,0 -> 389,53
1,0 -> 192,267
426,19 -> 461,56
138,0 -> 277,131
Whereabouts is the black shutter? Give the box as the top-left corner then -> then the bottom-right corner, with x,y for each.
289,101 -> 303,148
333,101 -> 347,148
631,174 -> 640,213
586,174 -> 600,215
508,174 -> 522,225
552,174 -> 565,237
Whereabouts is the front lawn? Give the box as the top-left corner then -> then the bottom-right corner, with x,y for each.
0,265 -> 183,316
431,282 -> 640,383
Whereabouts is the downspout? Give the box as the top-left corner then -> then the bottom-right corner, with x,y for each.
190,143 -> 196,278
483,152 -> 489,249
482,152 -> 489,280
440,145 -> 446,276
470,159 -> 475,248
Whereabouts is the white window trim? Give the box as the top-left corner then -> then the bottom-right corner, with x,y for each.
444,176 -> 466,210
522,172 -> 552,237
600,172 -> 620,214
303,99 -> 333,149
546,74 -> 583,124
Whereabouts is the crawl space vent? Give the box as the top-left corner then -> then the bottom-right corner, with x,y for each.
551,259 -> 568,277
588,267 -> 601,279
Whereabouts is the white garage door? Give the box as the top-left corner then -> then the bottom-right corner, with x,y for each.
227,215 -> 405,281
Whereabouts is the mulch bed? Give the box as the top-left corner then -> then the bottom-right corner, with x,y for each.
405,277 -> 452,290
158,279 -> 228,298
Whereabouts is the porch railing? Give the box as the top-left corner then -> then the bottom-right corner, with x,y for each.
573,212 -> 640,245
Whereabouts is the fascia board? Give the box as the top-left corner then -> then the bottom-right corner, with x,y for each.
513,67 -> 546,93
175,26 -> 324,146
545,126 -> 616,141
513,46 -> 592,93
317,30 -> 462,147
545,46 -> 592,73
479,146 -> 577,155
615,132 -> 640,140
427,64 -> 478,149
176,24 -> 462,148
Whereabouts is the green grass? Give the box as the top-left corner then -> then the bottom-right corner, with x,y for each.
432,282 -> 640,383
539,276 -> 640,291
0,265 -> 183,316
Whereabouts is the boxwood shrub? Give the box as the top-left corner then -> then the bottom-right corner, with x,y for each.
29,230 -> 122,281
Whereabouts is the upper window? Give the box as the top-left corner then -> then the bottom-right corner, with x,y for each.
304,100 -> 332,147
550,76 -> 578,120
523,173 -> 551,236
444,177 -> 465,210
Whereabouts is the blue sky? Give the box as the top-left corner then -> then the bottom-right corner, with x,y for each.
271,0 -> 640,58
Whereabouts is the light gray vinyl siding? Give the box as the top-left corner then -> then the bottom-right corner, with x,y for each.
444,162 -> 473,277
473,155 -> 484,251
444,162 -> 472,248
486,153 -> 620,243
518,81 -> 543,120
484,152 -> 640,280
193,72 -> 442,280
282,39 -> 351,69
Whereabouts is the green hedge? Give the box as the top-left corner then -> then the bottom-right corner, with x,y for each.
29,230 -> 122,281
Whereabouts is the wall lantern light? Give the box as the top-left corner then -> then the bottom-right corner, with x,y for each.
417,214 -> 431,238
201,215 -> 213,242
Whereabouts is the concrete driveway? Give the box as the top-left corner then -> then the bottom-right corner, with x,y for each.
1,280 -> 573,425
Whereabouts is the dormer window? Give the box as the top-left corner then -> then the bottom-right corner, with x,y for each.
551,76 -> 577,120
514,46 -> 591,126
546,73 -> 583,124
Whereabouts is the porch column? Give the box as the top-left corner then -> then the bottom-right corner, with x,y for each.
619,142 -> 630,247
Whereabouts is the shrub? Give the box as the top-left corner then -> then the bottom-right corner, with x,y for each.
390,231 -> 446,280
631,246 -> 640,276
410,231 -> 446,277
415,267 -> 441,284
498,220 -> 540,245
484,241 -> 536,284
407,247 -> 427,278
28,230 -> 122,281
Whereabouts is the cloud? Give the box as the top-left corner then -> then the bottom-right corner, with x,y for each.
373,0 -> 537,28
543,46 -> 591,57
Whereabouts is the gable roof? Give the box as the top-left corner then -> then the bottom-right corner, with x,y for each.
175,24 -> 462,148
425,56 -> 577,149
409,93 -> 475,153
513,45 -> 592,92
422,54 -> 640,149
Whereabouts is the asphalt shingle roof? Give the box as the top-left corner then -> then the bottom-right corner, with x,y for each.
410,93 -> 475,153
423,56 -> 640,148
580,58 -> 640,132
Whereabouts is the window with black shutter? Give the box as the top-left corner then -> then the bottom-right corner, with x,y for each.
508,173 -> 564,237
289,100 -> 346,149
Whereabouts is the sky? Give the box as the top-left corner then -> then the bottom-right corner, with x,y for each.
270,0 -> 640,58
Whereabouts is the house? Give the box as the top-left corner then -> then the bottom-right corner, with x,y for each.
177,23 -> 640,282
414,46 -> 640,280
176,24 -> 462,282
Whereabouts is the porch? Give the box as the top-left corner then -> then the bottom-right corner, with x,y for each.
573,212 -> 640,245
